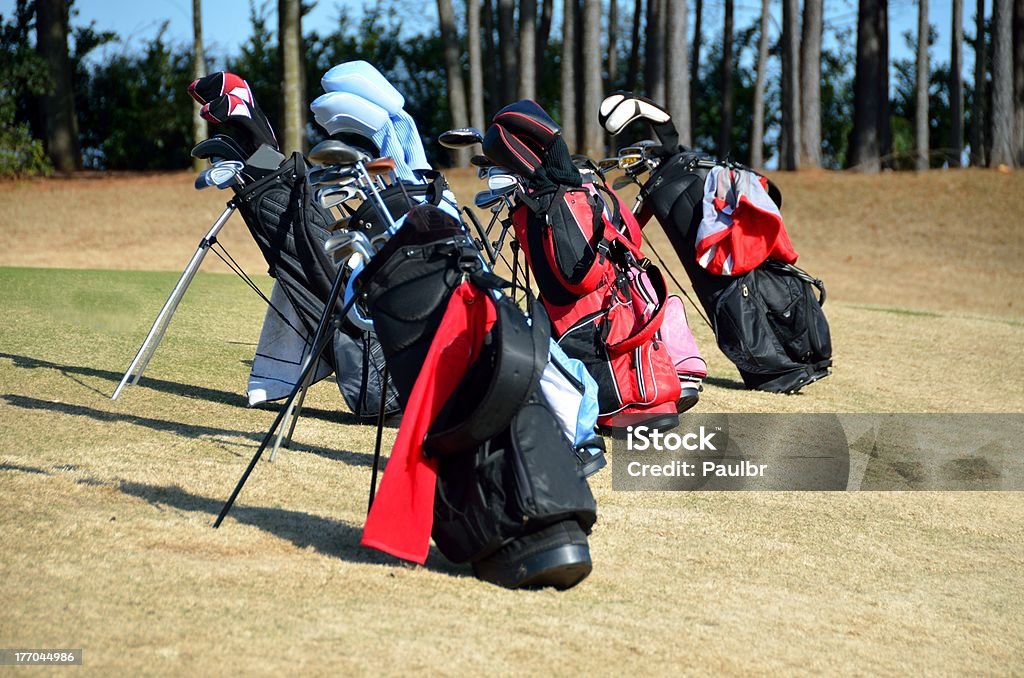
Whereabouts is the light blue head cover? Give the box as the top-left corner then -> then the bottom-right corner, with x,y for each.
312,61 -> 431,182
311,91 -> 390,139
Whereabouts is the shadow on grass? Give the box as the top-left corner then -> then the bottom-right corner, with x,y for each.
0,351 -> 367,426
702,375 -> 749,391
1,394 -> 380,468
116,480 -> 469,577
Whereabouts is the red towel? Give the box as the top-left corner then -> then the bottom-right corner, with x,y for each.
361,281 -> 497,564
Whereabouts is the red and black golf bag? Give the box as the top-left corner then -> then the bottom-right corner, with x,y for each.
483,100 -> 694,430
357,204 -> 598,590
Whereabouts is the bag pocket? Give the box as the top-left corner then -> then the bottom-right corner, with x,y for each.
557,310 -> 620,414
755,263 -> 832,365
712,273 -> 795,375
753,268 -> 813,363
509,399 -> 597,530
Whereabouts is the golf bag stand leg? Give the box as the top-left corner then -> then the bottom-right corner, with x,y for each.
111,203 -> 236,400
214,261 -> 357,527
268,335 -> 321,461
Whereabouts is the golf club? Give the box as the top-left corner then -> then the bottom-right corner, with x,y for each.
439,127 -> 485,149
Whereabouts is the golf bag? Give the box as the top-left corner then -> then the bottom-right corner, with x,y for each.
359,204 -> 597,590
637,150 -> 832,393
231,150 -> 399,415
483,100 -> 692,429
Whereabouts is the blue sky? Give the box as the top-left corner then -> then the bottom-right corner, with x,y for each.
3,0 -> 982,78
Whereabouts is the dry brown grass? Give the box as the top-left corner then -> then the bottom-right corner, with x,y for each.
1,168 -> 1022,675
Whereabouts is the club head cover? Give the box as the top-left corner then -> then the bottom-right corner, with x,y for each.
189,71 -> 254,106
491,100 -> 560,154
310,91 -> 390,138
321,61 -> 404,115
201,94 -> 279,155
599,91 -> 672,134
482,122 -> 541,179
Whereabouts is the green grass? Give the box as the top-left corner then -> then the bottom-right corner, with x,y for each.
2,267 -> 1023,674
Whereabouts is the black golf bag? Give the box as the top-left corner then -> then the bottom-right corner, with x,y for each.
232,151 -> 399,415
638,150 -> 832,393
360,204 -> 598,590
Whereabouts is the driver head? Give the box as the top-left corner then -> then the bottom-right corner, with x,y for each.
439,127 -> 485,149
308,139 -> 369,167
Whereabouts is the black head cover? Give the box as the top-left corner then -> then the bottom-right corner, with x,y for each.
491,100 -> 560,154
201,94 -> 279,155
482,122 -> 542,179
190,134 -> 248,163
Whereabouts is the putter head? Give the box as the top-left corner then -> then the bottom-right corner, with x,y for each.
191,135 -> 247,163
308,139 -> 368,167
195,160 -> 245,190
439,127 -> 485,149
599,91 -> 672,135
324,229 -> 375,263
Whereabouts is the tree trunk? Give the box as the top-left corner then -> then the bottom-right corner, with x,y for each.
849,0 -> 884,172
192,0 -> 208,172
879,1 -> 892,168
468,0 -> 486,130
35,0 -> 80,172
438,0 -> 471,165
518,0 -> 537,99
498,0 -> 518,104
626,0 -> 642,90
718,0 -> 734,158
279,0 -> 304,154
645,0 -> 666,103
484,0 -> 499,115
607,0 -> 619,89
780,0 -> 800,170
665,0 -> 690,146
561,0 -> 578,150
970,0 -> 985,166
950,0 -> 964,167
1012,0 -> 1024,165
800,0 -> 823,168
915,0 -> 930,170
536,0 -> 555,89
582,0 -> 603,157
751,0 -> 770,169
691,0 -> 703,120
990,0 -> 1015,166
